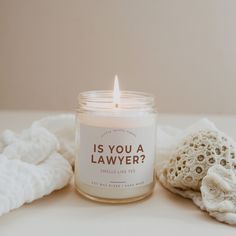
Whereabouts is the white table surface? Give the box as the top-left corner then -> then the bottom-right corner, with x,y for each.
0,111 -> 236,235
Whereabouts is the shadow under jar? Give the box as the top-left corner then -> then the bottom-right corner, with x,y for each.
75,90 -> 157,203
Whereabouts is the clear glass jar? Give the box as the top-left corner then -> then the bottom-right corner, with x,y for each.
75,90 -> 157,203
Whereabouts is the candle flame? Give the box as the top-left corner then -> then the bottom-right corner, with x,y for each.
113,75 -> 120,108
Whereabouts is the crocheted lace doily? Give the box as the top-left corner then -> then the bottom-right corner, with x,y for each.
157,119 -> 236,225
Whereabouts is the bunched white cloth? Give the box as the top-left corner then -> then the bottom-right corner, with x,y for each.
0,114 -> 75,216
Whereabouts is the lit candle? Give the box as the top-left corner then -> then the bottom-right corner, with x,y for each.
75,76 -> 157,203
113,75 -> 120,108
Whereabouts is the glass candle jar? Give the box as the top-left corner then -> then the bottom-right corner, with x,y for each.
75,90 -> 157,203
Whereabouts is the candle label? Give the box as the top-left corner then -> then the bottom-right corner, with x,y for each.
77,123 -> 156,189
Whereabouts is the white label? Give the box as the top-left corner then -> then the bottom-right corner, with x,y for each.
77,123 -> 156,189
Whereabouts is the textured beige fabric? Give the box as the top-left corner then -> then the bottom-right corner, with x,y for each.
157,119 -> 236,225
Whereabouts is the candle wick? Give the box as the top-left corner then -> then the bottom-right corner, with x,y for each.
115,103 -> 119,108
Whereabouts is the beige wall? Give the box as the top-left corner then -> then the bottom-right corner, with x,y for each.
0,0 -> 236,114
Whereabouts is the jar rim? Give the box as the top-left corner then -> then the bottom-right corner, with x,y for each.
77,90 -> 156,113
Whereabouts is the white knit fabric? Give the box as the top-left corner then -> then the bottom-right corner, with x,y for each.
0,114 -> 74,216
157,119 -> 236,225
